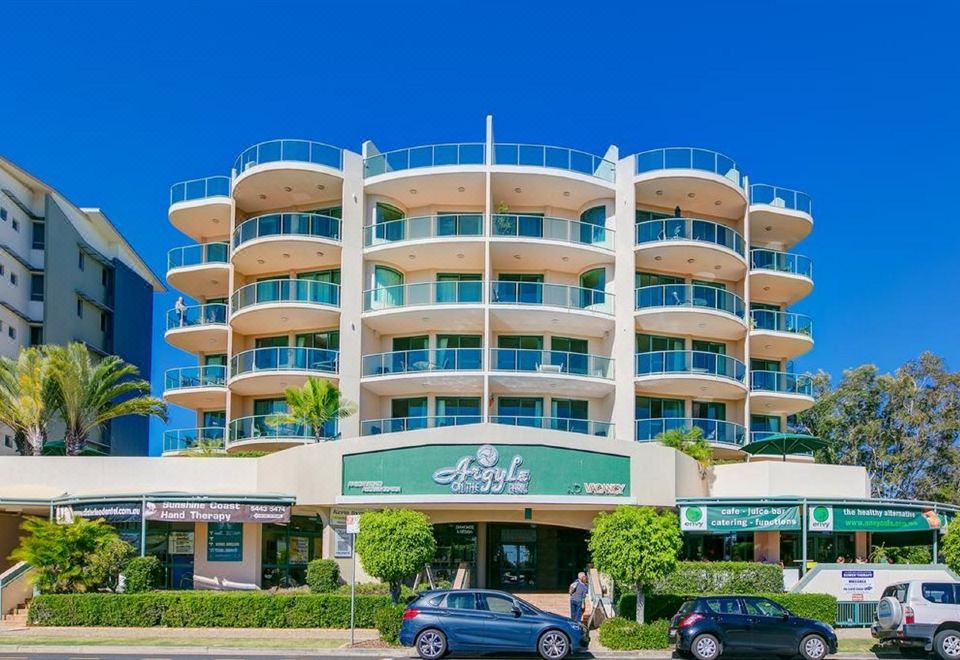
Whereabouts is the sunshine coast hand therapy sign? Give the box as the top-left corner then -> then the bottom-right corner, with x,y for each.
341,444 -> 630,498
143,501 -> 290,523
680,505 -> 802,532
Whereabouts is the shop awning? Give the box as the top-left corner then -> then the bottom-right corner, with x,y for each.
741,433 -> 829,460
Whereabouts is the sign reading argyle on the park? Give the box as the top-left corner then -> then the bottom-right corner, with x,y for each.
680,505 -> 801,532
808,504 -> 950,533
341,444 -> 630,498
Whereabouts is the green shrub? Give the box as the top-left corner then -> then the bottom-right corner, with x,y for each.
123,556 -> 162,594
598,617 -> 670,650
616,592 -> 837,625
653,561 -> 784,595
306,559 -> 340,593
374,604 -> 405,645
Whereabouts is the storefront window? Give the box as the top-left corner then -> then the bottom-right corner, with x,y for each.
144,521 -> 196,589
261,516 -> 323,588
682,533 -> 755,561
780,532 -> 856,564
431,523 -> 477,585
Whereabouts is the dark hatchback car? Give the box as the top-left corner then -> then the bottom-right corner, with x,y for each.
669,596 -> 837,660
399,589 -> 588,659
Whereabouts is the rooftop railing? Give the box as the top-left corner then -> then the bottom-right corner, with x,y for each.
234,139 -> 343,173
169,176 -> 231,205
363,143 -> 485,177
492,143 -> 615,182
750,184 -> 813,215
634,148 -> 742,188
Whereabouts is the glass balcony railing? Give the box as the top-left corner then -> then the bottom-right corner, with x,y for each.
167,243 -> 229,271
490,416 -> 613,438
635,284 -> 746,319
492,215 -> 614,250
361,416 -> 482,435
750,184 -> 813,215
750,249 -> 813,280
232,279 -> 340,313
634,148 -> 742,188
750,309 -> 814,338
491,282 -> 613,314
164,365 -> 227,391
364,214 -> 483,246
635,218 -> 745,256
364,143 -> 485,177
165,303 -> 227,331
750,370 -> 813,396
362,348 -> 482,377
636,417 -> 746,446
234,213 -> 341,247
231,347 -> 339,378
489,349 -> 613,379
229,414 -> 337,444
635,350 -> 746,383
234,140 -> 343,174
169,176 -> 231,205
162,427 -> 225,454
492,143 -> 615,183
363,281 -> 482,312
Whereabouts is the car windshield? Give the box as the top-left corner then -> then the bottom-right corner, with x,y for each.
743,598 -> 788,617
512,595 -> 544,614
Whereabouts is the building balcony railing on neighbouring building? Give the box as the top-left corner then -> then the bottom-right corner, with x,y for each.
231,347 -> 339,378
492,143 -> 616,183
634,148 -> 742,188
162,427 -> 225,455
363,281 -> 482,311
361,416 -> 482,436
233,213 -> 342,247
165,303 -> 228,330
635,350 -> 746,383
363,143 -> 485,177
492,215 -> 614,250
635,218 -> 745,257
164,365 -> 227,391
490,282 -> 614,315
364,214 -> 483,246
231,279 -> 341,313
490,416 -> 613,438
750,309 -> 814,337
750,370 -> 813,396
489,349 -> 614,379
229,415 -> 337,444
167,243 -> 230,271
169,176 -> 231,205
362,348 -> 483,377
636,417 -> 747,446
635,284 -> 746,319
749,183 -> 813,215
234,139 -> 343,173
750,249 -> 813,280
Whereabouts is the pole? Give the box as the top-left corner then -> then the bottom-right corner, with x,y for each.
139,496 -> 147,557
933,506 -> 939,564
801,499 -> 808,576
349,532 -> 357,647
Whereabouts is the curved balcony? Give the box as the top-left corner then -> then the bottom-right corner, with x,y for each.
361,415 -> 482,436
750,370 -> 815,415
168,176 -> 232,241
491,143 -> 615,209
488,348 -> 615,398
229,347 -> 339,396
162,427 -> 225,456
362,281 -> 484,334
633,148 -> 745,219
230,279 -> 340,335
166,243 -> 229,299
164,303 -> 228,353
360,348 -> 483,396
232,139 -> 344,213
636,417 -> 746,449
490,416 -> 613,438
228,414 -> 337,452
634,218 -> 745,279
363,143 -> 486,208
163,365 -> 227,409
750,249 -> 813,305
232,213 -> 342,276
635,350 -> 747,399
363,215 -> 484,270
635,284 -> 746,340
750,309 -> 814,359
490,282 -> 614,336
490,215 -> 614,271
749,184 -> 813,246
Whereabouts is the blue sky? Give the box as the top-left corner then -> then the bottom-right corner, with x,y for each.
3,1 -> 958,454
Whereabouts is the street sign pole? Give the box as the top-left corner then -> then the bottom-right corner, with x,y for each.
347,514 -> 360,647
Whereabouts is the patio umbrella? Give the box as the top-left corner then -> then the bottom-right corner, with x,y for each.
741,433 -> 828,461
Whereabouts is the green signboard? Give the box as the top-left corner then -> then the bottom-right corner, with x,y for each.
680,505 -> 801,533
207,522 -> 243,562
341,444 -> 630,498
808,505 -> 951,533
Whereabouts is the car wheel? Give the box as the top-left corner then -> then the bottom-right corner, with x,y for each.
690,633 -> 722,660
538,630 -> 570,660
415,629 -> 447,660
799,634 -> 828,660
935,629 -> 960,659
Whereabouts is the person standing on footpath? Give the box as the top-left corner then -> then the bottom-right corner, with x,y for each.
569,571 -> 589,622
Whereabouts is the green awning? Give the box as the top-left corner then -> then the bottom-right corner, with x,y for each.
741,433 -> 828,460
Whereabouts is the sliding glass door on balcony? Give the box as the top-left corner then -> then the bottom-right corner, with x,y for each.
436,335 -> 482,370
436,397 -> 482,426
436,273 -> 482,303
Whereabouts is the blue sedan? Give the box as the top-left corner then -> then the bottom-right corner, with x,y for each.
399,589 -> 588,659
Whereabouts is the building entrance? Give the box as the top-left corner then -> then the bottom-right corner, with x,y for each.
487,523 -> 589,592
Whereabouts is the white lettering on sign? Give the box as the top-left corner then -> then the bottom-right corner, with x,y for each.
432,445 -> 531,495
583,482 -> 626,495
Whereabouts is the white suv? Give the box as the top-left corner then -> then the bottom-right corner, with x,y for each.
872,581 -> 960,658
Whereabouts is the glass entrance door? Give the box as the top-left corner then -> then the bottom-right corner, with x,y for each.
490,526 -> 537,591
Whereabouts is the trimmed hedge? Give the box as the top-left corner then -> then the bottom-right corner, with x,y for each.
617,592 -> 837,625
123,556 -> 162,594
374,604 -> 405,645
598,617 -> 670,650
653,561 -> 783,595
306,559 -> 340,593
28,592 -> 392,628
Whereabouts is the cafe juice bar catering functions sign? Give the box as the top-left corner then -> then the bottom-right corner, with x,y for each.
144,501 -> 290,523
808,505 -> 951,533
342,444 -> 630,498
680,505 -> 802,533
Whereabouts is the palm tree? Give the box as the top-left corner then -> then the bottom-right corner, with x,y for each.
46,343 -> 167,456
657,426 -> 714,472
267,377 -> 356,443
0,347 -> 55,455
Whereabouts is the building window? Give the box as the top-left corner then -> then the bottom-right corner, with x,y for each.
8,326 -> 15,340
30,274 -> 44,302
4,435 -> 11,448
9,272 -> 17,286
11,219 -> 19,232
0,208 -> 6,221
78,250 -> 85,271
101,268 -> 108,287
31,222 -> 45,250
76,298 -> 83,318
0,264 -> 4,276
29,326 -> 42,346
100,312 -> 108,332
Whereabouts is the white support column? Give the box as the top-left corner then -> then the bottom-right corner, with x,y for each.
483,115 -> 493,421
742,175 -> 752,445
339,151 -> 365,440
613,155 -> 637,441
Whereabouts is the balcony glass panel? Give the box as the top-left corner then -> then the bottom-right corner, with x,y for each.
167,243 -> 229,270
635,350 -> 745,382
635,417 -> 746,445
231,347 -> 339,376
166,303 -> 227,330
489,349 -> 613,379
490,282 -> 613,314
750,249 -> 813,279
362,348 -> 483,376
493,143 -> 615,182
164,365 -> 227,390
232,279 -> 341,311
162,427 -> 225,454
750,370 -> 813,396
363,143 -> 485,177
634,148 -> 742,188
635,218 -> 744,256
234,213 -> 341,247
750,184 -> 813,214
750,309 -> 814,337
363,281 -> 482,311
490,416 -> 613,438
364,214 -> 483,246
234,140 -> 343,173
230,414 -> 337,443
634,284 -> 745,318
492,215 -> 613,249
361,415 -> 481,435
170,176 -> 231,205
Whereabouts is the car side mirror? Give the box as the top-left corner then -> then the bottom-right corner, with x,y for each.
781,612 -> 790,621
512,606 -> 522,617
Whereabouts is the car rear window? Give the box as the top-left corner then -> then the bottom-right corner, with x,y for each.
703,598 -> 743,615
420,594 -> 444,607
676,600 -> 695,616
921,583 -> 957,604
882,584 -> 908,603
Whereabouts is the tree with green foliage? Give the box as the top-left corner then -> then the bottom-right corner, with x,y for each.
87,537 -> 134,591
589,507 -> 682,623
942,523 -> 960,575
355,509 -> 436,604
123,556 -> 163,593
657,426 -> 713,472
0,347 -> 56,455
799,353 -> 960,502
267,377 -> 356,443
